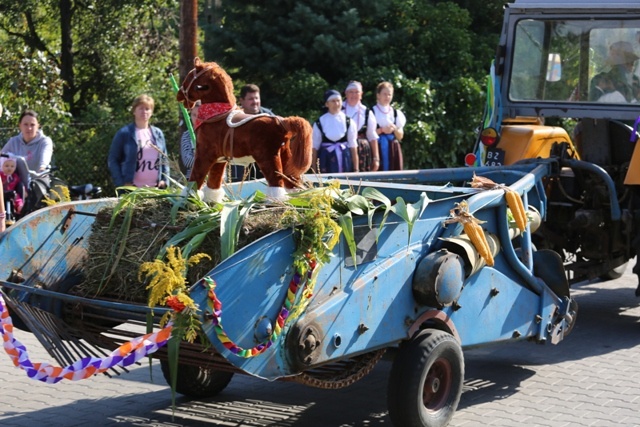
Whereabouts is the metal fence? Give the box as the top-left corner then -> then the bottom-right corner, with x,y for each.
0,122 -> 183,197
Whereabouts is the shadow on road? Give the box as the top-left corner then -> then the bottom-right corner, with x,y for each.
138,276 -> 640,426
3,276 -> 639,426
454,276 -> 640,412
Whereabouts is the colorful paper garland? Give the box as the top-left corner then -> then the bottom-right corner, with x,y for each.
0,292 -> 172,383
2,253 -> 319,381
203,257 -> 317,358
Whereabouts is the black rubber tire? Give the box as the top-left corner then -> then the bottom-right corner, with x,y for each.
160,360 -> 234,398
387,329 -> 464,427
599,261 -> 628,281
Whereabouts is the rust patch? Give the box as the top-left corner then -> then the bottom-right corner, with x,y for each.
61,207 -> 76,233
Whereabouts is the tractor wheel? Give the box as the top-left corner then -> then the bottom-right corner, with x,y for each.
160,360 -> 234,398
387,329 -> 464,427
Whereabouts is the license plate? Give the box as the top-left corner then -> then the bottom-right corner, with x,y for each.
485,147 -> 505,166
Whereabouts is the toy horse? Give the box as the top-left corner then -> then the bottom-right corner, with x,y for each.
177,58 -> 313,203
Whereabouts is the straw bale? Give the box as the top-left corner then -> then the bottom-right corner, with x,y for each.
75,198 -> 284,303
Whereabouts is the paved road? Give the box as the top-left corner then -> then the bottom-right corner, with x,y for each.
2,262 -> 640,427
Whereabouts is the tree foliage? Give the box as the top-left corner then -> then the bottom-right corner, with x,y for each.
204,0 -> 504,168
0,0 -> 182,194
205,0 -> 390,84
0,0 -> 507,196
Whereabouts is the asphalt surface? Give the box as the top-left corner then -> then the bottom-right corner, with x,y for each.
1,262 -> 640,427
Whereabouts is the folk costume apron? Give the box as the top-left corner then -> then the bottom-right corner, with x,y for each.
343,105 -> 373,172
316,116 -> 354,173
374,106 -> 404,171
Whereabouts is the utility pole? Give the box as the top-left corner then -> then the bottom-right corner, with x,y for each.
179,0 -> 198,85
176,0 -> 198,173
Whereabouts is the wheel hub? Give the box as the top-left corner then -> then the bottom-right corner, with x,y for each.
423,358 -> 452,410
428,376 -> 441,393
286,321 -> 324,369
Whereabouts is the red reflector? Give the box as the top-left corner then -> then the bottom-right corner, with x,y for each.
465,153 -> 477,166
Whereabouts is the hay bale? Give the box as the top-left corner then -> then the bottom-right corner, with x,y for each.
76,198 -> 285,303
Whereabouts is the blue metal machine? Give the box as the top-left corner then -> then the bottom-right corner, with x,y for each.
0,160 -> 578,427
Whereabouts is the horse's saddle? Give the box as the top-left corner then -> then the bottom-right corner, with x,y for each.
226,109 -> 272,127
197,103 -> 284,164
197,103 -> 272,127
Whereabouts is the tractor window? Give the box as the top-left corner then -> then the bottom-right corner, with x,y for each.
509,18 -> 640,105
510,19 -> 546,101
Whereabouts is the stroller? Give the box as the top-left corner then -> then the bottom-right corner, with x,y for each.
1,153 -> 68,224
1,154 -> 30,225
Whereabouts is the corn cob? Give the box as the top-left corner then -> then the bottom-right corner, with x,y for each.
470,174 -> 527,234
505,189 -> 527,232
444,201 -> 494,267
462,219 -> 494,266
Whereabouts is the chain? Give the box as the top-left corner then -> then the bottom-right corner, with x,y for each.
289,349 -> 386,390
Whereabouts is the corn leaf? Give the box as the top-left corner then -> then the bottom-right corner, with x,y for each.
181,232 -> 209,260
391,192 -> 430,245
220,201 -> 241,260
219,192 -> 260,261
361,187 -> 392,235
345,194 -> 370,216
338,212 -> 357,266
161,216 -> 220,258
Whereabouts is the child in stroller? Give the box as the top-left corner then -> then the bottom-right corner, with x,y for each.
0,154 -> 98,227
0,155 -> 28,225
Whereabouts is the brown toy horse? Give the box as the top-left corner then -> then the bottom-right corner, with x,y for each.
176,58 -> 313,203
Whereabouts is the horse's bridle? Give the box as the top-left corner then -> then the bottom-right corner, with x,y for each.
180,64 -> 216,105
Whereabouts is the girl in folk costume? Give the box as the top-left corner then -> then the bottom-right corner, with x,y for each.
312,90 -> 360,174
342,81 -> 379,171
372,81 -> 407,171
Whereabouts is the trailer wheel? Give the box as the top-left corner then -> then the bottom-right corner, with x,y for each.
160,360 -> 234,398
387,329 -> 463,427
